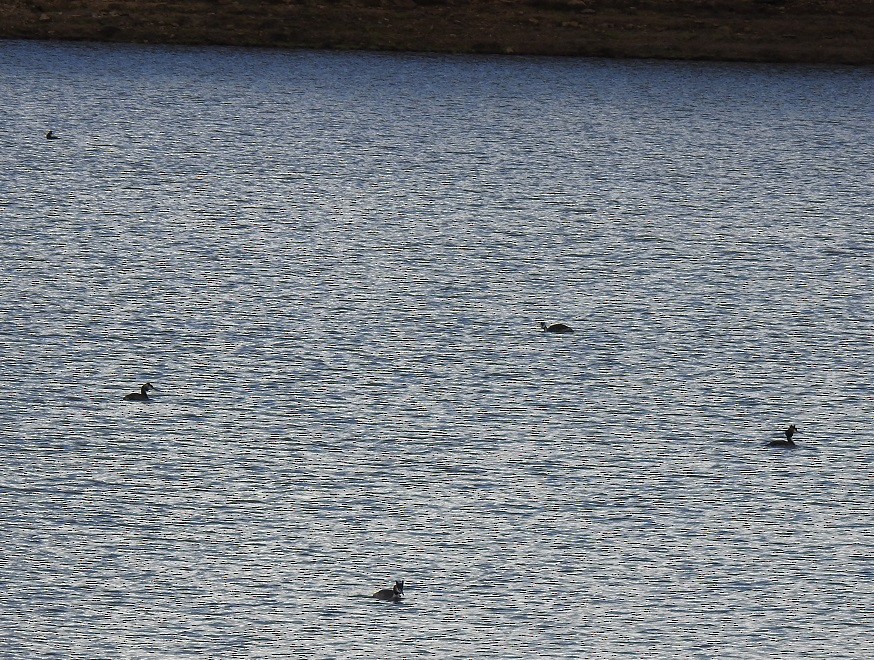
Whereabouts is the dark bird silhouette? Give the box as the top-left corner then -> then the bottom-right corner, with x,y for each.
539,321 -> 573,334
46,130 -> 60,140
768,424 -> 798,448
372,580 -> 404,602
123,382 -> 155,401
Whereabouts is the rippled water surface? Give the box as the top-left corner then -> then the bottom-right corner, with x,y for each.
1,39 -> 873,658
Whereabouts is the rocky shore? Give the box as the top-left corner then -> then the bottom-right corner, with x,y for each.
2,0 -> 872,64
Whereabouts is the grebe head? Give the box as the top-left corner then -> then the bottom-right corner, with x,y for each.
785,424 -> 798,440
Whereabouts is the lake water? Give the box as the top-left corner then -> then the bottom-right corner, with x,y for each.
1,38 -> 872,658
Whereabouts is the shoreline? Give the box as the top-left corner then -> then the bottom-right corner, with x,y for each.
1,1 -> 872,65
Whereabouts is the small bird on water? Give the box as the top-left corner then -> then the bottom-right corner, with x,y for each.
768,424 -> 798,448
45,130 -> 60,140
123,382 -> 156,401
539,321 -> 574,334
372,580 -> 404,603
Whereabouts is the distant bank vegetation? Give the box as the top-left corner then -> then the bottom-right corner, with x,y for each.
2,0 -> 872,64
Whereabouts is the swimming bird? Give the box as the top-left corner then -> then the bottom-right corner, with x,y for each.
123,382 -> 155,401
767,424 -> 798,448
372,580 -> 404,602
46,131 -> 59,140
539,321 -> 574,334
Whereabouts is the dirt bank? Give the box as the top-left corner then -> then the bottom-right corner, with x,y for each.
1,0 -> 872,64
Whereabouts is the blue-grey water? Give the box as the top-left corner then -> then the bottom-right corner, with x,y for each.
1,39 -> 873,658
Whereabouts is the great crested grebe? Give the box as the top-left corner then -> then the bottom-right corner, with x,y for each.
123,382 -> 155,401
768,424 -> 798,448
539,321 -> 573,334
372,580 -> 404,602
